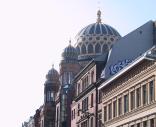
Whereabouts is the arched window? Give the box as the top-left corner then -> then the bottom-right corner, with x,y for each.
95,43 -> 101,53
102,44 -> 108,53
76,46 -> 80,55
88,44 -> 93,54
46,91 -> 54,102
81,44 -> 86,54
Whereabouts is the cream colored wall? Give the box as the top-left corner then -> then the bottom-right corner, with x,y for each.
101,61 -> 156,127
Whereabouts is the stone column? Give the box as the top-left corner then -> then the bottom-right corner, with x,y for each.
129,91 -> 131,112
135,88 -> 137,109
147,82 -> 150,104
116,97 -> 119,117
147,119 -> 150,127
140,85 -> 143,107
154,79 -> 156,102
122,95 -> 124,115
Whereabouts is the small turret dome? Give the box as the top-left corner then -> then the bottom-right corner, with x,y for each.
45,65 -> 59,84
62,40 -> 78,62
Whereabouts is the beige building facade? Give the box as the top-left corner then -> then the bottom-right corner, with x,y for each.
99,48 -> 156,127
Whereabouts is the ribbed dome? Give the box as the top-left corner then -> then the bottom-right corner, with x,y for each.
45,65 -> 59,83
77,23 -> 120,37
75,10 -> 121,66
62,41 -> 78,61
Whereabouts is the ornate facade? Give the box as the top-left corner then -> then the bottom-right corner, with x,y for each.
55,42 -> 80,127
55,10 -> 120,127
98,21 -> 156,127
22,10 -> 121,127
22,10 -> 156,127
99,47 -> 156,127
75,10 -> 120,67
39,66 -> 60,127
71,56 -> 107,127
70,10 -> 121,127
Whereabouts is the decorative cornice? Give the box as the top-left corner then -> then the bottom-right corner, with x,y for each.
102,61 -> 156,101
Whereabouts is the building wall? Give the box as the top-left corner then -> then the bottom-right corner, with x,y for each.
101,60 -> 156,127
71,64 -> 98,127
98,94 -> 103,127
71,89 -> 97,127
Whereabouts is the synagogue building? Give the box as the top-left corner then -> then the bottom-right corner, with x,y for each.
22,10 -> 156,127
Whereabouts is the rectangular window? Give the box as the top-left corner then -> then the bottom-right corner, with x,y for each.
150,119 -> 154,127
82,100 -> 84,112
84,77 -> 87,89
124,94 -> 129,113
118,98 -> 122,116
86,97 -> 88,110
98,114 -> 102,127
90,117 -> 93,127
82,97 -> 88,112
91,93 -> 94,107
130,91 -> 135,110
113,100 -> 117,118
78,104 -> 80,116
137,123 -> 140,127
98,120 -> 102,127
108,103 -> 112,120
143,121 -> 147,127
86,76 -> 89,87
136,87 -> 141,107
82,80 -> 85,91
104,106 -> 107,122
81,120 -> 87,127
142,84 -> 147,105
74,109 -> 75,119
149,80 -> 154,102
77,83 -> 80,95
47,91 -> 52,102
91,71 -> 94,83
71,110 -> 73,120
98,90 -> 102,103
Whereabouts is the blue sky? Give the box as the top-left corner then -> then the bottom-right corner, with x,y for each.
0,0 -> 156,127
